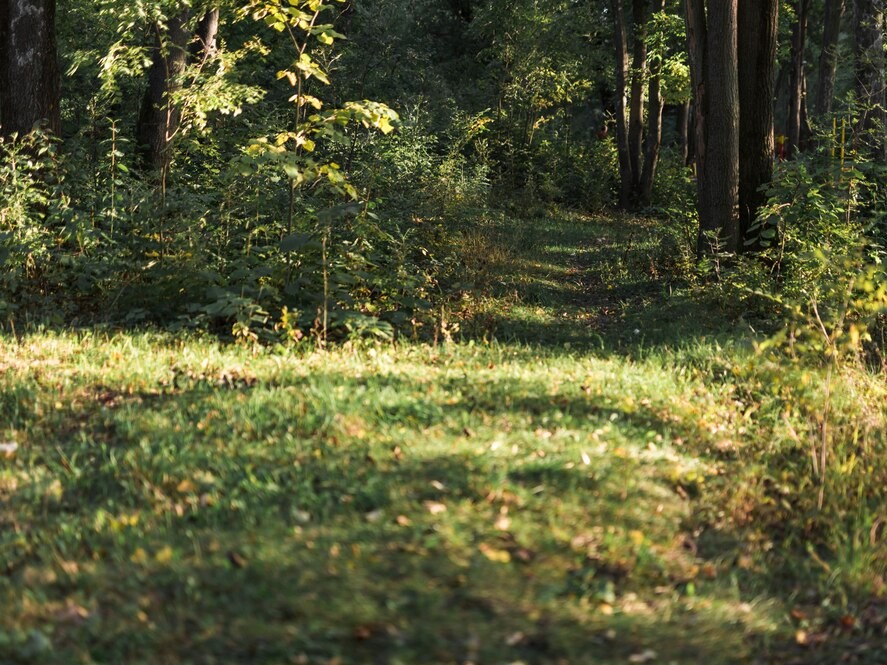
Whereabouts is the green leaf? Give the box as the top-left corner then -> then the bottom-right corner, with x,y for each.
280,232 -> 316,253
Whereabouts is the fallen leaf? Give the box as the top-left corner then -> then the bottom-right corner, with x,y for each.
395,515 -> 411,526
226,550 -> 247,568
53,603 -> 90,625
479,542 -> 511,563
424,501 -> 447,515
155,546 -> 174,564
628,649 -> 657,663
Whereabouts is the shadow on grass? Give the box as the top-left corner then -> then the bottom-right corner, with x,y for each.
4,368 -> 868,664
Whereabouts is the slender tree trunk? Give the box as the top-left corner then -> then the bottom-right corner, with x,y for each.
640,0 -> 666,204
678,100 -> 691,165
854,0 -> 886,160
704,0 -> 740,252
685,101 -> 697,165
0,0 -> 60,137
787,0 -> 811,156
611,0 -> 635,207
135,7 -> 220,174
628,0 -> 648,195
685,0 -> 707,199
136,9 -> 192,172
191,9 -> 220,63
815,0 -> 845,116
738,0 -> 778,245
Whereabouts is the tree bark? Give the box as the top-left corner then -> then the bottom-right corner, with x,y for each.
191,9 -> 220,63
703,0 -> 740,252
135,7 -> 220,173
136,9 -> 192,172
686,0 -> 740,255
610,0 -> 635,207
678,100 -> 691,165
628,0 -> 648,195
0,0 -> 60,137
738,0 -> 778,245
640,0 -> 666,204
787,0 -> 811,156
815,0 -> 844,116
854,0 -> 886,160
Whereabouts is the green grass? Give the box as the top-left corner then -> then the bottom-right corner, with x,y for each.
2,212 -> 886,664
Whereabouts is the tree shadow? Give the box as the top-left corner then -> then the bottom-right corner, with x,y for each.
5,367 -> 870,664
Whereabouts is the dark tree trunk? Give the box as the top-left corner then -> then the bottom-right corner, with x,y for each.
611,0 -> 635,207
704,0 -> 740,252
738,0 -> 778,245
0,0 -> 60,137
136,10 -> 192,172
787,0 -> 811,156
135,7 -> 220,174
678,100 -> 691,165
854,0 -> 886,160
815,0 -> 845,116
686,0 -> 740,255
191,9 -> 220,63
640,0 -> 667,204
628,0 -> 648,195
685,0 -> 707,206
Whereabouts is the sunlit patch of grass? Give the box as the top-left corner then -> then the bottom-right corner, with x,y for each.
2,212 -> 886,663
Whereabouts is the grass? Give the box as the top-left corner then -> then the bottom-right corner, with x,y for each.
2,211 -> 886,664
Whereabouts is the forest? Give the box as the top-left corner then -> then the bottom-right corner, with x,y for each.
1,0 -> 887,662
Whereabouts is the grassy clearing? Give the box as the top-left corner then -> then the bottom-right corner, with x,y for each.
2,212 -> 886,664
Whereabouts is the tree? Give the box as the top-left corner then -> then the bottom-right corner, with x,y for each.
854,0 -> 886,160
611,0 -> 635,207
685,0 -> 778,253
135,6 -> 220,174
815,0 -> 845,117
786,0 -> 811,155
609,0 -> 667,207
0,0 -> 61,137
685,0 -> 740,253
738,0 -> 778,242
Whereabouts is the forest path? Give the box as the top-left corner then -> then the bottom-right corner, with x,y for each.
0,212 -> 869,664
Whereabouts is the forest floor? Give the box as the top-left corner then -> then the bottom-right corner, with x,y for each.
2,211 -> 886,664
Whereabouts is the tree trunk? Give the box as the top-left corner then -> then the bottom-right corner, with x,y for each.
854,0 -> 886,160
610,0 -> 635,207
738,0 -> 778,245
685,0 -> 707,209
0,0 -> 60,137
787,0 -> 811,156
678,100 -> 696,166
628,0 -> 648,195
703,0 -> 740,252
640,0 -> 666,204
136,9 -> 192,172
191,9 -> 220,63
815,0 -> 844,116
686,0 -> 740,255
